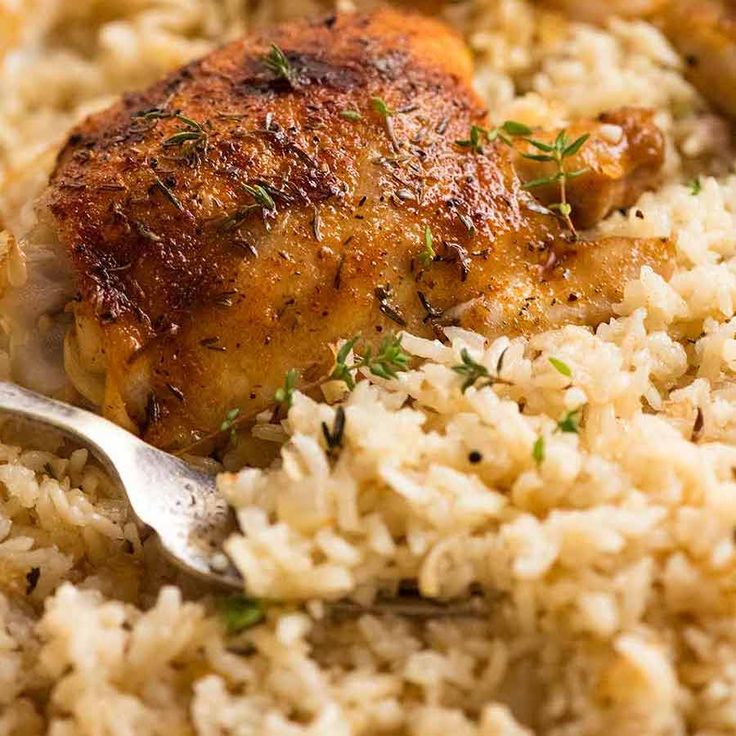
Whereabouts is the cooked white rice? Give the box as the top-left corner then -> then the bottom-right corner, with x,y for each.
3,1 -> 736,734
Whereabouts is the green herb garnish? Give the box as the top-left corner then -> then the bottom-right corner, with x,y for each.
341,109 -> 362,122
243,183 -> 276,211
371,97 -> 399,148
418,225 -> 435,267
556,408 -> 580,434
456,120 -> 533,153
330,334 -> 410,390
452,348 -> 492,393
489,120 -> 534,142
521,130 -> 590,236
274,368 -> 299,407
455,124 -> 486,154
548,356 -> 572,378
371,97 -> 394,119
688,178 -> 702,196
162,114 -> 207,152
220,407 -> 241,439
263,43 -> 294,85
532,435 -> 546,465
218,595 -> 264,634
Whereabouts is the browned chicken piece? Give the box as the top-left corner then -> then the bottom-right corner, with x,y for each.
44,9 -> 673,450
535,0 -> 666,24
536,0 -> 736,120
512,108 -> 664,229
659,0 -> 736,119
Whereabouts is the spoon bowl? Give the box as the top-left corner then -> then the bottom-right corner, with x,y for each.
0,381 -> 494,617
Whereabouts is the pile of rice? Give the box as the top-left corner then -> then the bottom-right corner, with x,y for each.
3,0 -> 736,734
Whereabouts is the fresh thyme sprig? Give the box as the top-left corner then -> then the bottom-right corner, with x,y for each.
133,109 -> 208,160
451,348 -> 512,393
330,333 -> 410,390
220,184 -> 278,232
452,349 -> 489,393
455,120 -> 533,154
176,337 -> 404,456
243,184 -> 276,212
418,225 -> 435,267
521,130 -> 590,236
163,114 -> 208,151
263,43 -> 295,85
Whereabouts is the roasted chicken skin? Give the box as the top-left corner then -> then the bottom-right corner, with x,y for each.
45,9 -> 672,449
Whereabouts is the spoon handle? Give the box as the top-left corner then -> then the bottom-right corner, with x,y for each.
0,381 -> 242,587
0,380 -> 134,468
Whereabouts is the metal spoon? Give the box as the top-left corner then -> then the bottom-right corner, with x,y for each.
0,380 -> 242,588
0,381 -> 492,617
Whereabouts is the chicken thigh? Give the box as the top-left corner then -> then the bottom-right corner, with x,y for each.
43,9 -> 672,449
537,0 -> 736,120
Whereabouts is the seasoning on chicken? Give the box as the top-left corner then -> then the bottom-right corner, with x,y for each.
45,9 -> 673,449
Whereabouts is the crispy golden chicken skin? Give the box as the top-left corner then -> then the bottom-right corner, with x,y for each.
46,9 -> 672,449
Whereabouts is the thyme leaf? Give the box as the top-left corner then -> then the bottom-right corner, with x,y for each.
418,225 -> 435,267
162,114 -> 207,151
457,120 -> 533,151
220,407 -> 241,439
548,356 -> 572,377
532,435 -> 546,465
452,348 -> 492,393
455,125 -> 486,154
322,406 -> 346,458
274,368 -> 299,407
330,336 -> 360,389
556,408 -> 580,434
330,334 -> 410,390
243,183 -> 276,211
495,120 -> 533,138
371,97 -> 399,149
152,175 -> 184,212
263,43 -> 294,85
364,333 -> 411,380
218,595 -> 264,634
341,109 -> 362,122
